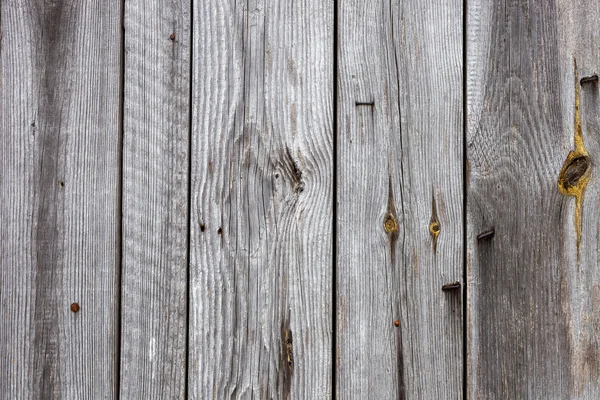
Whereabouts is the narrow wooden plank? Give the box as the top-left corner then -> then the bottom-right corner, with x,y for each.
0,0 -> 121,398
337,0 -> 463,398
188,0 -> 333,397
467,1 -> 600,397
120,1 -> 191,398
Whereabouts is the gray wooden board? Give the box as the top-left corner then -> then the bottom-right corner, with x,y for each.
120,0 -> 191,398
467,0 -> 600,398
188,0 -> 333,397
0,0 -> 121,398
337,0 -> 463,398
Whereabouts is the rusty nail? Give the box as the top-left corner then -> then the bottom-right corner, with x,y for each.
477,228 -> 495,241
170,33 -> 176,40
442,281 -> 461,291
394,320 -> 400,327
70,303 -> 80,313
580,75 -> 598,85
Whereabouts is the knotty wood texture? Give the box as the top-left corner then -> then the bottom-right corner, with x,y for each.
0,0 -> 121,398
337,0 -> 463,398
188,0 -> 333,398
467,0 -> 600,398
120,1 -> 191,398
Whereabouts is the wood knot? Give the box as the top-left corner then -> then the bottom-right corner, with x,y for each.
429,193 -> 440,253
429,221 -> 440,237
384,213 -> 398,233
559,154 -> 591,194
285,331 -> 293,368
285,147 -> 304,194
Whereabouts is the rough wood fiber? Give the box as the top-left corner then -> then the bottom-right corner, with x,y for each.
337,0 -> 463,398
188,0 -> 333,398
0,0 -> 121,398
467,0 -> 600,398
120,0 -> 191,398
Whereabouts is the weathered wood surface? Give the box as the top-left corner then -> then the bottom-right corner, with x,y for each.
0,0 -> 121,398
188,0 -> 333,398
337,0 -> 463,398
120,0 -> 191,398
467,0 -> 600,398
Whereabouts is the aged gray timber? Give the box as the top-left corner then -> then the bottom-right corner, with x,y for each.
467,0 -> 600,398
120,0 -> 190,398
0,0 -> 121,398
188,0 -> 333,397
337,0 -> 463,398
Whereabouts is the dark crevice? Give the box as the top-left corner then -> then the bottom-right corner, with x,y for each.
116,0 -> 125,397
462,0 -> 468,397
184,0 -> 194,398
332,0 -> 338,396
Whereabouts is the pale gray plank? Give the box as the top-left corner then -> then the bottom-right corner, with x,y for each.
0,0 -> 121,398
120,0 -> 191,398
467,0 -> 600,398
188,0 -> 333,397
337,0 -> 463,398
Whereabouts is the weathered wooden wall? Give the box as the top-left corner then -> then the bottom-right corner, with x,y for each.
0,0 -> 121,398
187,0 -> 332,397
120,0 -> 191,398
336,0 -> 463,398
467,0 -> 600,398
2,0 -> 600,398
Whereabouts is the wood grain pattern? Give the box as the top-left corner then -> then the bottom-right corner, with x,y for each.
337,0 -> 463,398
0,0 -> 121,398
188,0 -> 333,398
120,0 -> 191,398
467,0 -> 600,397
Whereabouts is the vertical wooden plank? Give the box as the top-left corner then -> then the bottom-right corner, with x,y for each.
120,0 -> 190,398
0,0 -> 121,398
468,0 -> 600,397
188,0 -> 333,397
337,0 -> 463,398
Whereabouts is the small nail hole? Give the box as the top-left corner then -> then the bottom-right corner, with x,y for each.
217,228 -> 222,235
200,224 -> 206,232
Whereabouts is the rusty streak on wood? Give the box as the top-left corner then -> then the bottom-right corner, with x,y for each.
558,58 -> 591,262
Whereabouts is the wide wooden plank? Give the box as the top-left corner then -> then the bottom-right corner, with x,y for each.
120,1 -> 191,398
0,0 -> 121,398
337,0 -> 463,398
188,0 -> 333,397
467,1 -> 600,397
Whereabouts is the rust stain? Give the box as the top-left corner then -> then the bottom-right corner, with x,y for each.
558,58 -> 592,261
429,191 -> 440,254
